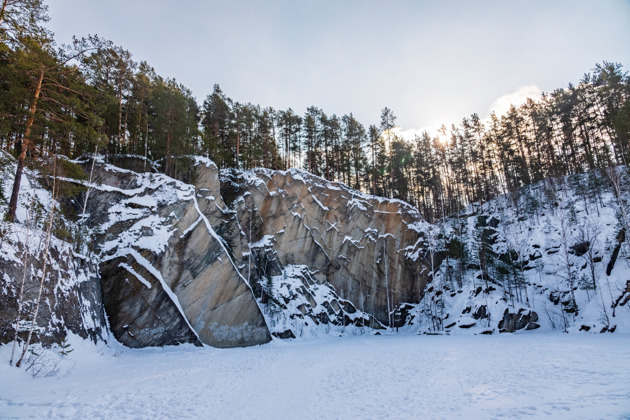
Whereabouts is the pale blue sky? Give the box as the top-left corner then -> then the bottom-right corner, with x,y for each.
47,0 -> 630,134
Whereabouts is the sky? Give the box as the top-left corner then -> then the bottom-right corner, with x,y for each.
46,0 -> 630,137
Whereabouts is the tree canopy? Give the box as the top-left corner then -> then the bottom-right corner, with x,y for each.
1,1 -> 629,224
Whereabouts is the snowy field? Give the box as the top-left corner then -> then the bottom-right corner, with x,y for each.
1,334 -> 629,420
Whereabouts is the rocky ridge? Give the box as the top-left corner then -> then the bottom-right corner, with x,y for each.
83,156 -> 431,347
2,153 -> 630,350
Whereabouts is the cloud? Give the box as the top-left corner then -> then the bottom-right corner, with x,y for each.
395,85 -> 543,142
394,127 -> 423,141
394,127 -> 438,142
488,85 -> 542,117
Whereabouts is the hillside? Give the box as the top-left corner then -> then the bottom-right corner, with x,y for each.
406,169 -> 630,335
1,153 -> 630,354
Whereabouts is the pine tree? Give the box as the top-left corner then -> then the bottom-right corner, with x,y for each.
127,61 -> 155,160
6,35 -> 105,222
151,77 -> 199,175
201,84 -> 232,168
379,107 -> 396,196
0,0 -> 49,49
342,113 -> 366,189
302,106 -> 320,175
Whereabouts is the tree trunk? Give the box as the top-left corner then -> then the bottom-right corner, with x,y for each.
309,133 -> 314,173
7,68 -> 44,223
123,95 -> 129,151
325,136 -> 329,180
371,139 -> 375,196
16,158 -> 58,368
0,0 -> 8,27
284,131 -> 288,170
143,112 -> 149,166
236,125 -> 240,168
165,130 -> 172,175
117,88 -> 123,147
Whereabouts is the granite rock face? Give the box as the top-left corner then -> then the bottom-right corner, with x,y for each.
0,157 -> 107,348
0,237 -> 107,347
222,168 -> 431,326
85,158 -> 431,346
85,157 -> 271,348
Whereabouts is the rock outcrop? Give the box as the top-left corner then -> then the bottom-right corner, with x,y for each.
498,308 -> 540,332
80,157 -> 431,347
0,157 -> 107,347
84,157 -> 271,348
0,235 -> 107,347
3,153 -> 630,347
222,168 -> 431,325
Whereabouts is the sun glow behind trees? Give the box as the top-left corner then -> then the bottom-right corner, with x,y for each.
489,86 -> 543,117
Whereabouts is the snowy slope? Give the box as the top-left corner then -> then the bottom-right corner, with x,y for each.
0,153 -> 107,347
406,169 -> 630,335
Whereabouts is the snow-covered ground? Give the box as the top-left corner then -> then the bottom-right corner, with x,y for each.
1,333 -> 629,419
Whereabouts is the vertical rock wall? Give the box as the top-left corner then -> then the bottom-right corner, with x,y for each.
223,169 -> 431,325
86,158 -> 271,348
86,157 -> 431,347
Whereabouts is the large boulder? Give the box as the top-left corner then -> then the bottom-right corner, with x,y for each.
85,158 -> 271,348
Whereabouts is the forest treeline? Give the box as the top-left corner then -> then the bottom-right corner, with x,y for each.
1,1 -> 629,223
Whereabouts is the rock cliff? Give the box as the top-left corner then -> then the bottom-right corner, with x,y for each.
0,155 -> 107,347
84,157 -> 271,348
3,153 -> 629,350
82,157 -> 431,347
221,168 -> 431,325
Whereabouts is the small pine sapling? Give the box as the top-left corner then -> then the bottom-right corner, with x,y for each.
57,337 -> 73,357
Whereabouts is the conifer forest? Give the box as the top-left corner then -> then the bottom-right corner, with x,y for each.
1,1 -> 629,225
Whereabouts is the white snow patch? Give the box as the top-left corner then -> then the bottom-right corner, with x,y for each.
118,262 -> 152,289
311,194 -> 329,211
250,235 -> 275,249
